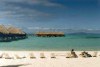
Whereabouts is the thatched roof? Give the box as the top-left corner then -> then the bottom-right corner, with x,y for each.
36,32 -> 64,35
0,25 -> 25,34
0,25 -> 9,34
7,26 -> 25,34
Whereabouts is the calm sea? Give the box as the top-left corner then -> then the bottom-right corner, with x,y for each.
0,34 -> 100,51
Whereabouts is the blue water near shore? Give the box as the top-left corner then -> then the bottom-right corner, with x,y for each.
0,34 -> 100,51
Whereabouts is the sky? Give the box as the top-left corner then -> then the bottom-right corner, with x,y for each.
0,0 -> 100,33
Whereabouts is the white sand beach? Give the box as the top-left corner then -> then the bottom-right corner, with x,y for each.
0,51 -> 100,67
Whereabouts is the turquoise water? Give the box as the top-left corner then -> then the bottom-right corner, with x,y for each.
0,34 -> 100,51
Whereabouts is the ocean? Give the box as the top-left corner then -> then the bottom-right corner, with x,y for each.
0,34 -> 100,51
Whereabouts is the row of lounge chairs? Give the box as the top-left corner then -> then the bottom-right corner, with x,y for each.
30,53 -> 56,59
0,53 -> 56,59
0,52 -> 98,59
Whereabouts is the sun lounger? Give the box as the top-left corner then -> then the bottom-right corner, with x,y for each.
40,53 -> 45,58
15,54 -> 26,59
29,53 -> 36,59
92,52 -> 98,57
66,53 -> 71,58
0,53 -> 4,58
4,53 -> 13,59
51,53 -> 56,58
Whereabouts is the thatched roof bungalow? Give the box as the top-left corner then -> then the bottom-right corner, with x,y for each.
35,32 -> 65,37
7,26 -> 27,40
0,25 -> 9,34
7,26 -> 25,34
0,25 -> 27,42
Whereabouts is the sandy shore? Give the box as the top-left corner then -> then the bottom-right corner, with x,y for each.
0,51 -> 100,67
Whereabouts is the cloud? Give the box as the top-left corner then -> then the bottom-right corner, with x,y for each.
0,0 -> 53,20
25,0 -> 64,7
2,0 -> 64,7
0,0 -> 65,24
42,1 -> 64,7
27,27 -> 41,30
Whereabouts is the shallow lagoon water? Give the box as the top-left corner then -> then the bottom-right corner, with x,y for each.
0,35 -> 100,51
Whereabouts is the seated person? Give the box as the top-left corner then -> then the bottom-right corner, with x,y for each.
71,49 -> 78,58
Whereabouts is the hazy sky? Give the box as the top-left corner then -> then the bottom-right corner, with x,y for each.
0,0 -> 99,32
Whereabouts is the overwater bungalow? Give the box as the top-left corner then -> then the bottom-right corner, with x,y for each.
35,32 -> 65,37
7,26 -> 27,40
0,25 -> 10,42
0,25 -> 27,42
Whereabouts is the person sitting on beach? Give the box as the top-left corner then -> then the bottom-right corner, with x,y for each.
70,49 -> 78,58
80,51 -> 92,58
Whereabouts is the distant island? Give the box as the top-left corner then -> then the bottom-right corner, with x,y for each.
0,25 -> 27,42
67,32 -> 100,39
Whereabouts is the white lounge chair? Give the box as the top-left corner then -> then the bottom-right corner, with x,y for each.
51,53 -> 56,58
65,53 -> 71,58
92,52 -> 98,57
15,54 -> 26,59
0,53 -> 4,58
29,53 -> 36,59
4,53 -> 13,59
40,53 -> 45,58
